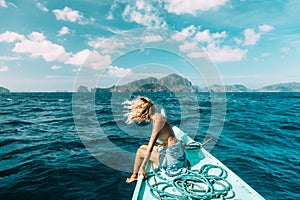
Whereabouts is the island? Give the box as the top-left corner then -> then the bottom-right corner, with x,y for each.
77,73 -> 300,93
77,85 -> 89,92
256,82 -> 300,92
91,73 -> 197,92
198,84 -> 253,92
0,86 -> 10,94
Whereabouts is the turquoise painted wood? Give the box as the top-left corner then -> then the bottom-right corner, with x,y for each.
132,126 -> 265,200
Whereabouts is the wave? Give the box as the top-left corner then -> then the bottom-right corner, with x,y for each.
2,120 -> 35,126
0,92 -> 299,199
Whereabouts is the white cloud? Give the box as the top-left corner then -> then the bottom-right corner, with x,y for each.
106,1 -> 117,20
243,28 -> 260,46
88,17 -> 95,24
87,36 -> 125,54
234,37 -> 242,44
207,44 -> 247,62
0,66 -> 8,72
0,0 -> 7,8
188,44 -> 247,62
36,2 -> 48,12
45,75 -> 74,79
122,0 -> 166,27
259,24 -> 274,33
254,52 -> 271,62
172,25 -> 227,45
179,41 -> 199,52
12,32 -> 70,62
281,47 -> 290,54
0,31 -> 113,71
107,66 -> 132,77
136,0 -> 145,10
29,32 -> 45,41
171,25 -> 198,41
0,31 -> 25,43
174,25 -> 247,62
195,29 -> 212,43
80,51 -> 112,71
0,56 -> 20,61
195,29 -> 227,43
96,40 -> 125,51
171,32 -> 187,42
261,52 -> 271,58
212,31 -> 227,39
187,51 -> 205,58
181,25 -> 197,37
51,65 -> 61,70
87,37 -> 107,49
52,7 -> 93,24
163,0 -> 228,15
87,36 -> 106,48
106,12 -> 114,20
254,57 -> 259,62
244,25 -> 274,46
142,35 -> 163,43
66,49 -> 91,66
53,7 -> 83,22
57,26 -> 70,36
280,47 -> 290,58
0,31 -> 115,71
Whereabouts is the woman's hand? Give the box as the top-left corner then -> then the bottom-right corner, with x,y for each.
139,167 -> 147,179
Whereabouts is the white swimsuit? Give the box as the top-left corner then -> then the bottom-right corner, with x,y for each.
157,141 -> 188,177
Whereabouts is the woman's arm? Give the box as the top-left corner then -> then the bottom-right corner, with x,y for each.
139,115 -> 166,176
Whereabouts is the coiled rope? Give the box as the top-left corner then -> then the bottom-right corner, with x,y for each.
146,159 -> 235,199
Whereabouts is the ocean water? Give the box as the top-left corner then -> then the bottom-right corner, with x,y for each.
0,92 -> 299,200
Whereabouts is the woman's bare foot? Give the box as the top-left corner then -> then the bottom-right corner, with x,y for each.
126,174 -> 138,183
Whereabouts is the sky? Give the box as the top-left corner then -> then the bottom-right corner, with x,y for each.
0,0 -> 299,92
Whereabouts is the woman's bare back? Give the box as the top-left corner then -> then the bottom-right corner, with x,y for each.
153,113 -> 177,146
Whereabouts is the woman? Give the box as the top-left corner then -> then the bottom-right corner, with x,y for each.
124,97 -> 187,183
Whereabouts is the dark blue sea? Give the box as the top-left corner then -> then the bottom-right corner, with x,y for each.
1,92 -> 299,200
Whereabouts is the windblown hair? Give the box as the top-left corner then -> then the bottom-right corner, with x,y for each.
123,96 -> 157,124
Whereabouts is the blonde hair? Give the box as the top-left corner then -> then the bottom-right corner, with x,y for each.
123,96 -> 157,124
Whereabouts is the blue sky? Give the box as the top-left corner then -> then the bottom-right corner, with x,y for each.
0,0 -> 299,91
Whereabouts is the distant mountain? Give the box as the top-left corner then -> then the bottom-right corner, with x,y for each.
199,84 -> 253,92
77,85 -> 89,92
158,73 -> 195,92
199,82 -> 300,92
256,82 -> 300,92
92,73 -> 196,92
0,86 -> 10,93
85,74 -> 300,93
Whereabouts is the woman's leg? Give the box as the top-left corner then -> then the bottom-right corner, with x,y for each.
126,145 -> 160,183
